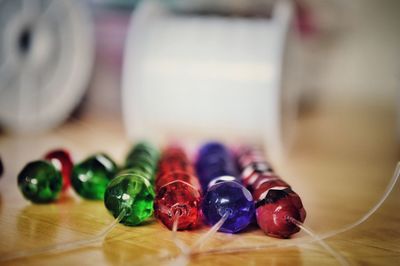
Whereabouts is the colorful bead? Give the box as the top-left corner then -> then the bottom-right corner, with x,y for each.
202,181 -> 255,233
197,142 -> 255,233
71,153 -> 117,200
44,149 -> 73,191
124,141 -> 159,181
195,142 -> 239,191
104,173 -> 155,226
255,187 -> 306,238
154,146 -> 202,230
237,146 -> 306,238
17,160 -> 62,203
104,142 -> 159,225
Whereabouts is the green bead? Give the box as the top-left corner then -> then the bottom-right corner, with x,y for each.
17,160 -> 62,203
71,153 -> 117,200
104,173 -> 155,226
125,142 -> 159,176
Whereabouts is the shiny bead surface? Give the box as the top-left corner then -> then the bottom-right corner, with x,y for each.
104,142 -> 159,226
202,181 -> 255,233
45,149 -> 73,191
196,142 -> 254,233
104,173 -> 155,226
17,160 -> 62,203
237,146 -> 306,238
255,187 -> 306,238
71,153 -> 117,200
155,178 -> 201,230
155,146 -> 202,230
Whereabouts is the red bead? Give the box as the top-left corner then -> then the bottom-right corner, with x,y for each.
154,146 -> 202,230
44,149 -> 73,191
154,179 -> 201,230
255,188 -> 306,238
156,172 -> 200,191
237,146 -> 306,238
252,177 -> 289,200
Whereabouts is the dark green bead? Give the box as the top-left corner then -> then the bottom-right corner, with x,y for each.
71,153 -> 117,200
125,142 -> 159,174
17,160 -> 62,203
104,173 -> 155,226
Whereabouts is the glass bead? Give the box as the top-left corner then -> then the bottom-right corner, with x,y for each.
202,181 -> 255,233
71,153 -> 117,200
156,171 -> 200,191
124,142 -> 159,180
104,173 -> 155,226
155,179 -> 201,230
255,187 -> 306,238
195,142 -> 239,191
44,149 -> 73,191
17,160 -> 62,203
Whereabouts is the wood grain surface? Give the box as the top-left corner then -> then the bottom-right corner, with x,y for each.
0,103 -> 399,266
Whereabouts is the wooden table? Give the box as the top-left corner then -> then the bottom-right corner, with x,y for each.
0,103 -> 399,265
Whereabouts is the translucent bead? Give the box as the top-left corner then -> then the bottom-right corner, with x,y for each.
155,176 -> 201,230
44,149 -> 73,191
104,173 -> 155,226
71,153 -> 117,200
17,160 -> 62,203
195,142 -> 238,191
124,141 -> 159,181
202,181 -> 255,233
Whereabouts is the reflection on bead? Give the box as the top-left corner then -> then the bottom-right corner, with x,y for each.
71,153 -> 117,200
17,160 -> 62,203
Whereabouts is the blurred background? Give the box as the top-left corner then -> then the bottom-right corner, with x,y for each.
0,0 -> 399,159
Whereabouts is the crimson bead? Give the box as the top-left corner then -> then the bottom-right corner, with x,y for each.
154,146 -> 202,230
255,187 -> 306,238
45,149 -> 73,191
155,178 -> 201,230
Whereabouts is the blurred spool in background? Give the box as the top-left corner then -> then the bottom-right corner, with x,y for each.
122,0 -> 304,158
0,0 -> 94,133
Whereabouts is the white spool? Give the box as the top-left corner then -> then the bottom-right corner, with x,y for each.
0,0 -> 94,133
123,0 -> 299,157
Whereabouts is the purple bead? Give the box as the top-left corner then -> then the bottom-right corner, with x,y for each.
202,181 -> 255,233
196,142 -> 254,233
195,142 -> 239,190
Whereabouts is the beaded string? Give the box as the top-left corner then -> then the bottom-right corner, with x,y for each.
3,142 -> 159,261
143,162 -> 399,266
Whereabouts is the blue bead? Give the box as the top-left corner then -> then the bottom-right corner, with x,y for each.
195,142 -> 239,190
202,181 -> 255,233
196,142 -> 254,233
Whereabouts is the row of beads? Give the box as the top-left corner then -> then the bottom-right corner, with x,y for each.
237,146 -> 306,238
104,142 -> 159,226
154,146 -> 202,230
197,142 -> 255,233
16,142 -> 306,238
